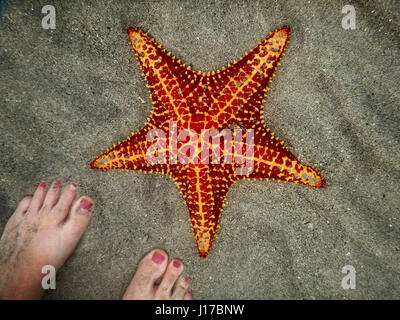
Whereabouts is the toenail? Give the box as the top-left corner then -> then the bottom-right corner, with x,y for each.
151,251 -> 165,264
55,180 -> 61,187
80,198 -> 93,211
184,276 -> 190,283
188,290 -> 192,295
71,183 -> 77,189
40,182 -> 47,188
173,261 -> 181,269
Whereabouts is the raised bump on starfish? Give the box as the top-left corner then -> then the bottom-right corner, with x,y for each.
91,26 -> 326,258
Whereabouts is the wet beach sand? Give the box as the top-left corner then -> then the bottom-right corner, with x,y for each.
0,0 -> 399,299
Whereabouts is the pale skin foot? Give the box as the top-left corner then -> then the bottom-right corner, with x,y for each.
123,249 -> 192,300
0,181 -> 192,300
0,181 -> 94,299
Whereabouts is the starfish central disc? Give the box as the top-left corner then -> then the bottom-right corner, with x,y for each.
91,26 -> 326,258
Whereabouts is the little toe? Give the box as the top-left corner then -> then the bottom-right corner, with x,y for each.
26,182 -> 47,216
184,290 -> 193,300
154,259 -> 184,300
51,183 -> 77,223
41,180 -> 61,215
62,197 -> 94,241
171,276 -> 190,300
14,195 -> 33,218
2,196 -> 32,234
123,249 -> 169,300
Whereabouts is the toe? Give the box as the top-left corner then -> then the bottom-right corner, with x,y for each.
2,196 -> 32,234
14,195 -> 33,218
123,249 -> 168,300
171,276 -> 190,300
51,183 -> 77,223
154,259 -> 184,300
26,182 -> 47,216
61,196 -> 94,240
184,290 -> 193,300
41,180 -> 61,215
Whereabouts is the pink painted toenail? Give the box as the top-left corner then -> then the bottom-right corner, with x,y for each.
80,198 -> 92,211
55,180 -> 61,187
184,276 -> 190,283
173,261 -> 181,269
151,252 -> 165,264
71,183 -> 77,188
40,182 -> 47,188
188,290 -> 192,295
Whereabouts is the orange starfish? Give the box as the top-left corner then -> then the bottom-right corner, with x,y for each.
91,26 -> 326,257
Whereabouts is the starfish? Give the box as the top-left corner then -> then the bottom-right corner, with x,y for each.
91,25 -> 326,257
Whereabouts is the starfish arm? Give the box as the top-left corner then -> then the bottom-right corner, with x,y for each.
127,27 -> 203,130
173,164 -> 237,257
202,26 -> 291,127
245,145 -> 326,188
233,125 -> 326,187
90,124 -> 169,174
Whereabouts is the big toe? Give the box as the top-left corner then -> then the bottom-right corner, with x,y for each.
123,249 -> 168,300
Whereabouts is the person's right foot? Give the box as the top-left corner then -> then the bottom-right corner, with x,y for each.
123,249 -> 192,300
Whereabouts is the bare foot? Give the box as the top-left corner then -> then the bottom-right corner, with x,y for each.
123,249 -> 192,300
0,181 -> 94,299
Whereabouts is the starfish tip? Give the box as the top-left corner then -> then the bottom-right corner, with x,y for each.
316,176 -> 327,188
126,26 -> 138,36
199,251 -> 209,258
90,158 -> 99,169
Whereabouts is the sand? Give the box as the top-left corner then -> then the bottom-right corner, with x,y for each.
0,0 -> 399,299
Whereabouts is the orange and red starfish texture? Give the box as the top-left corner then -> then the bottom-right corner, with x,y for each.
91,26 -> 326,257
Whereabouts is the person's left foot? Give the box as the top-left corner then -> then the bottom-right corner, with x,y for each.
0,180 -> 94,299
